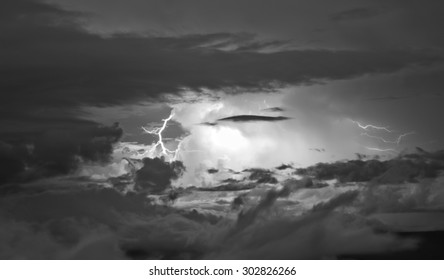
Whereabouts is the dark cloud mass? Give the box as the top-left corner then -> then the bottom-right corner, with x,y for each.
135,157 -> 185,193
1,0 -> 441,114
0,123 -> 123,184
218,115 -> 290,123
200,115 -> 291,126
0,149 -> 444,259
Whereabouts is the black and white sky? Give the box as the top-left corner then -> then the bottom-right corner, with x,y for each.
4,0 -> 444,262
2,0 -> 444,180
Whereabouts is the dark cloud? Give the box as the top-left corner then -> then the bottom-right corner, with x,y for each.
1,0 -> 441,116
135,157 -> 185,193
295,149 -> 444,183
276,163 -> 293,170
218,115 -> 291,123
199,115 -> 291,126
247,168 -> 278,184
50,0 -> 444,50
329,7 -> 382,22
233,186 -> 292,234
311,190 -> 359,212
0,123 -> 123,185
200,182 -> 255,192
33,123 -> 122,173
1,151 -> 443,259
207,168 -> 219,174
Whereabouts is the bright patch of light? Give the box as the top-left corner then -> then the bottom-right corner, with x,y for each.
205,126 -> 250,155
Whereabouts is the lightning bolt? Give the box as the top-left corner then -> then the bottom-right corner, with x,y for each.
349,118 -> 416,156
360,131 -> 415,145
349,119 -> 392,133
141,110 -> 181,162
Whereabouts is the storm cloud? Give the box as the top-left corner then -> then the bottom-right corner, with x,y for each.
0,123 -> 123,184
2,0 -> 444,263
2,0 -> 442,116
2,1 -> 443,173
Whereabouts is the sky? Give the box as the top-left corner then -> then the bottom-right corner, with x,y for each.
3,0 -> 444,262
1,0 -> 444,184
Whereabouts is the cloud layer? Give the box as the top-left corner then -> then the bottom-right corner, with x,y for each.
2,0 -> 441,115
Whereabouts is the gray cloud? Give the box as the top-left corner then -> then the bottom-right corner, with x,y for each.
262,107 -> 285,112
0,123 -> 123,184
218,115 -> 290,123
